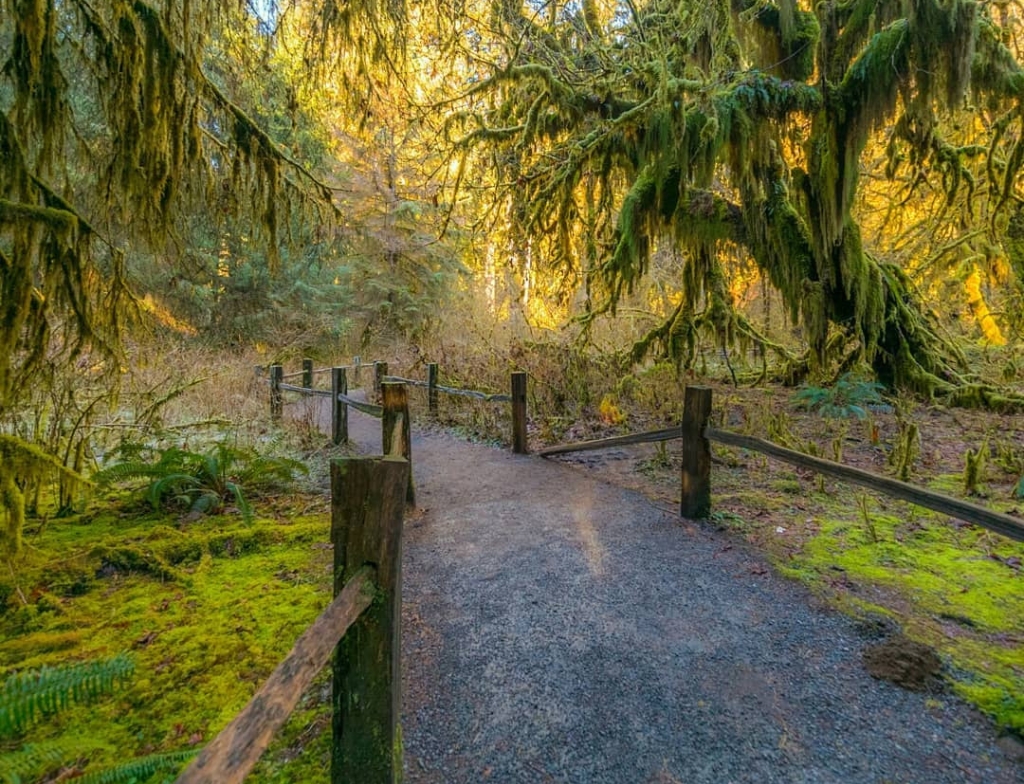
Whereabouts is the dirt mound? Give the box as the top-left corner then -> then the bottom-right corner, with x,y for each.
863,634 -> 942,691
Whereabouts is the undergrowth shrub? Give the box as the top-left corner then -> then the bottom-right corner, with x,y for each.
792,374 -> 886,420
94,441 -> 307,523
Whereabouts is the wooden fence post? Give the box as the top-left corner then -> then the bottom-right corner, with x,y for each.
332,367 -> 348,446
511,371 -> 528,454
331,456 -> 409,784
381,382 -> 414,505
681,385 -> 712,519
427,363 -> 438,418
270,365 -> 283,421
302,358 -> 314,390
373,362 -> 388,400
353,356 -> 361,386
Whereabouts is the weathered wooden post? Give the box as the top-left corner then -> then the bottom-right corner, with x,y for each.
270,365 -> 283,421
353,356 -> 361,386
331,456 -> 409,784
302,358 -> 314,390
373,361 -> 388,400
511,371 -> 528,454
681,385 -> 712,519
427,363 -> 438,418
332,367 -> 348,446
381,382 -> 414,505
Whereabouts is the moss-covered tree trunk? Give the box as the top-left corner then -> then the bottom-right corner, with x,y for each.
466,0 -> 1024,405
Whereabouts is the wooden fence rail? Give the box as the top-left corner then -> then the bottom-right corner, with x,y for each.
537,427 -> 681,457
539,384 -> 1024,543
174,568 -> 375,784
264,361 -> 529,454
278,382 -> 333,397
703,427 -> 1024,543
669,386 -> 1024,542
383,374 -> 513,403
336,392 -> 384,419
175,454 -> 410,784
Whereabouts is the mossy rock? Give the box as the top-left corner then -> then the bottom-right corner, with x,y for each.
40,564 -> 95,598
208,528 -> 275,558
158,538 -> 206,566
91,545 -> 181,582
143,527 -> 208,566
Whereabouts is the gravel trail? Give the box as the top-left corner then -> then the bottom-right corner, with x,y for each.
328,401 -> 1022,784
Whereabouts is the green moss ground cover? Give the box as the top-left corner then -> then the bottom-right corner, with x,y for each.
714,461 -> 1024,735
583,383 -> 1024,738
0,498 -> 337,782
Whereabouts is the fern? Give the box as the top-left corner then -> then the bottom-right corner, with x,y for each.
75,750 -> 197,784
95,441 -> 306,523
0,741 -> 67,784
0,657 -> 193,784
792,374 -> 886,419
0,655 -> 134,738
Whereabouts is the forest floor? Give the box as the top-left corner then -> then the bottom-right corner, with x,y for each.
321,392 -> 1024,784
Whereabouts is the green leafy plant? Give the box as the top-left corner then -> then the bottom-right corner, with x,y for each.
95,441 -> 307,523
0,654 -> 193,784
792,374 -> 886,420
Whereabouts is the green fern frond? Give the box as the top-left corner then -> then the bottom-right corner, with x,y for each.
236,456 -> 308,489
95,441 -> 303,519
0,740 -> 68,784
75,750 -> 197,784
147,474 -> 200,509
93,462 -> 174,486
0,654 -> 134,738
224,482 -> 253,524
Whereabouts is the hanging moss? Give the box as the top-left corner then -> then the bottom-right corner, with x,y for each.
0,435 -> 86,556
745,0 -> 820,82
459,0 -> 1024,406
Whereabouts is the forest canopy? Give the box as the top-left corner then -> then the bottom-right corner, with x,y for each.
445,0 -> 1024,406
4,0 -> 1024,448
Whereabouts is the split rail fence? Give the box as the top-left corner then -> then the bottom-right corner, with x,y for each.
177,375 -> 1023,784
175,448 -> 409,784
540,385 -> 1024,544
264,358 -> 529,457
175,357 -> 529,783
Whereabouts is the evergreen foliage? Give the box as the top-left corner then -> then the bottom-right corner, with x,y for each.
0,654 -> 134,737
0,0 -> 419,536
0,654 -> 194,783
73,751 -> 196,784
792,375 -> 886,420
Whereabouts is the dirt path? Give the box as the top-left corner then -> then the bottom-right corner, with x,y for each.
323,399 -> 1021,783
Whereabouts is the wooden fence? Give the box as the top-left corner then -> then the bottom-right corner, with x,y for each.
174,451 -> 410,784
264,359 -> 528,456
542,385 -> 1024,544
180,358 -> 526,782
179,372 -> 1022,782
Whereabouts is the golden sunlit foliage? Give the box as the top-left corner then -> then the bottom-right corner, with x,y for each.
446,0 -> 1024,407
